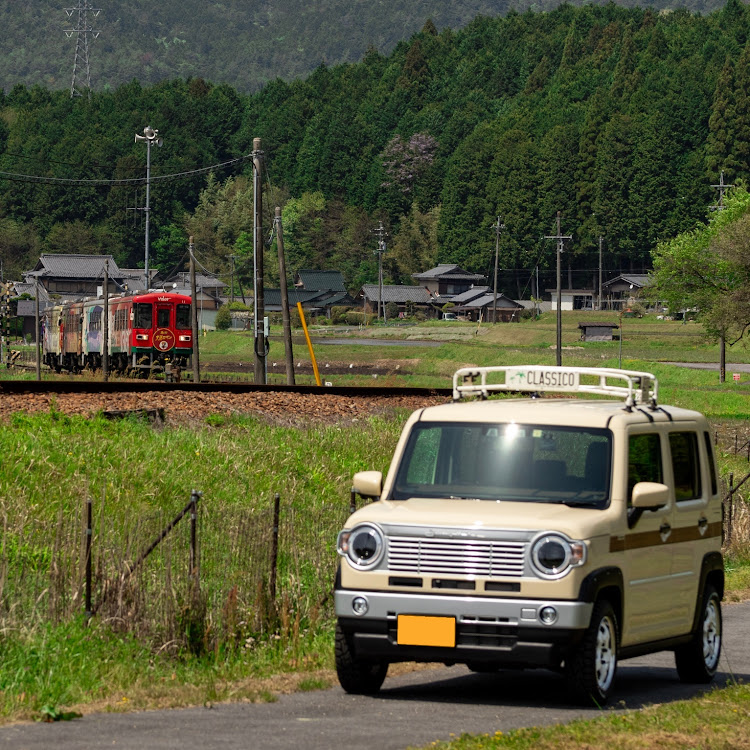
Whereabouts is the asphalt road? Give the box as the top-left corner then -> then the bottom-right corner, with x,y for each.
2,601 -> 749,750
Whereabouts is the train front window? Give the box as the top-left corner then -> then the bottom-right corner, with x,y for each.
176,304 -> 191,329
134,303 -> 153,329
157,308 -> 170,328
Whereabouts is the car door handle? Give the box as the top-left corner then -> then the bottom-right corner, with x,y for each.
698,517 -> 708,528
659,522 -> 672,538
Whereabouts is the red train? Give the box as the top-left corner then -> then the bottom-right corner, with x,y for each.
42,291 -> 193,375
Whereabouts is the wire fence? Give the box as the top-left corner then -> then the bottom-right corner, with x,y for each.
2,480 -> 748,653
0,491 -> 351,654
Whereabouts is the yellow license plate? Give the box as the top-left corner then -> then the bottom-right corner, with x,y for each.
397,615 -> 456,647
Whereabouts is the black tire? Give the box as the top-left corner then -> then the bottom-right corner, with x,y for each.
565,599 -> 618,706
675,584 -> 722,683
467,661 -> 501,673
335,623 -> 388,695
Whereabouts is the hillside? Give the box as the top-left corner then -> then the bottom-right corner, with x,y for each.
0,0 -> 728,94
1,1 -> 750,296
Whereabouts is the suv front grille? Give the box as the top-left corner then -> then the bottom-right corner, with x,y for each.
387,536 -> 526,577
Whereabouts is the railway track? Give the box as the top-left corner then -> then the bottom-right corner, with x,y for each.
0,378 -> 453,424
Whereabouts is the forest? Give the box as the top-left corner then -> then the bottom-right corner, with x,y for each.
1,0 -> 749,297
0,0 -> 728,95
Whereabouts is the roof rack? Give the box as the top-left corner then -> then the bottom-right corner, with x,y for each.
452,365 -> 658,408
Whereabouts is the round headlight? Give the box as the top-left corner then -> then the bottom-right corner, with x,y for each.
337,524 -> 385,569
531,534 -> 585,578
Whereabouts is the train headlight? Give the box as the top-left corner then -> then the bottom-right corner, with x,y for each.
337,524 -> 385,570
179,335 -> 192,342
531,533 -> 586,579
135,334 -> 148,341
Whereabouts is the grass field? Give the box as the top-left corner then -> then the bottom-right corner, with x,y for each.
1,312 -> 749,735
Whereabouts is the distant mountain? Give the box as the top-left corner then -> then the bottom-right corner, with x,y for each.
0,0 -> 727,93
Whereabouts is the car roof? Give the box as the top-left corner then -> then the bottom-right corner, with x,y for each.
416,397 -> 705,429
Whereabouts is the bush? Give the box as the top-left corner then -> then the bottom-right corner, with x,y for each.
330,306 -> 350,325
385,302 -> 400,320
215,305 -> 232,330
344,311 -> 375,326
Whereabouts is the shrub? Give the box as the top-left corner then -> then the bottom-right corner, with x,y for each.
344,311 -> 375,326
385,302 -> 400,320
215,305 -> 232,330
330,306 -> 350,325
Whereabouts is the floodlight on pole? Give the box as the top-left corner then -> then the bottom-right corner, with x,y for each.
134,125 -> 163,287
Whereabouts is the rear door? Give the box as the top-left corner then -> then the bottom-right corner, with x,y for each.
668,426 -> 716,635
620,430 -> 679,644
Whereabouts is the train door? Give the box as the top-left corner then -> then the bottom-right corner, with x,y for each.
153,302 -> 175,355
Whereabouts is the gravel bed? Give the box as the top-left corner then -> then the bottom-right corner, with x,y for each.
0,389 -> 449,426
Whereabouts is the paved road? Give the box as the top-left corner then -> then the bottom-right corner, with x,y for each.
666,361 -> 750,373
2,601 -> 749,750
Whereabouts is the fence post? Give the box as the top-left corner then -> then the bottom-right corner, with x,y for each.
269,493 -> 281,606
727,472 -> 734,545
85,497 -> 92,620
735,434 -> 738,455
189,489 -> 201,589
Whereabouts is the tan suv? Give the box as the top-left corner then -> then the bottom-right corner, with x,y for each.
334,366 -> 724,705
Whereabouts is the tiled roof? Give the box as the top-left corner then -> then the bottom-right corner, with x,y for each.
412,264 -> 486,281
448,286 -> 490,303
455,293 -> 523,310
264,289 -> 330,307
12,282 -> 50,302
295,269 -> 347,292
170,272 -> 227,289
602,274 -> 652,289
359,285 -> 433,304
32,254 -> 124,279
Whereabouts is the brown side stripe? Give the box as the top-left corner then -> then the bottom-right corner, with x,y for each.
610,522 -> 721,553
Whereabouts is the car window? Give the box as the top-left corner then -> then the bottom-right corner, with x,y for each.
393,421 -> 611,507
627,433 -> 663,506
669,432 -> 702,502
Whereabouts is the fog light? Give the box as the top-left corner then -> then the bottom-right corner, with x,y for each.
540,606 -> 558,625
352,597 -> 369,616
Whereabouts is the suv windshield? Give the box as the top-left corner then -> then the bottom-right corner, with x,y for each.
392,422 -> 611,508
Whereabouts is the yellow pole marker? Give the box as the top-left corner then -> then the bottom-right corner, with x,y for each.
296,302 -> 321,386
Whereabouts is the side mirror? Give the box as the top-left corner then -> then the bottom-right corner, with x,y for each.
628,481 -> 669,529
631,481 -> 669,510
352,470 -> 383,500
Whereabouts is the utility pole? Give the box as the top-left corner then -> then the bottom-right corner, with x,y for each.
710,171 -> 733,383
710,171 -> 733,212
189,237 -> 200,383
65,1 -> 101,99
103,258 -> 109,382
252,138 -> 267,384
230,255 -> 235,304
34,276 -> 41,381
134,126 -> 163,286
275,207 -> 295,385
491,216 -> 505,323
372,222 -> 388,323
544,211 -> 572,367
598,235 -> 603,311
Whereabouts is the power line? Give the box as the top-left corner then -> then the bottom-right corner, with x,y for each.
0,153 -> 253,186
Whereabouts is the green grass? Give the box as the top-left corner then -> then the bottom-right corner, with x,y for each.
413,683 -> 750,749
2,312 -> 750,728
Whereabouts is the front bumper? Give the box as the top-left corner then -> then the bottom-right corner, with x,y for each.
335,589 -> 592,667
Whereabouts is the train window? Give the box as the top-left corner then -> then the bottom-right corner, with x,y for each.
90,310 -> 102,332
176,304 -> 191,329
157,308 -> 170,328
134,303 -> 153,329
